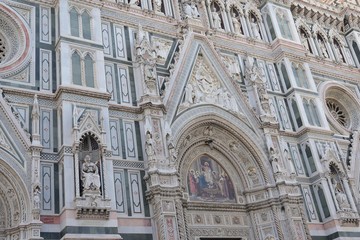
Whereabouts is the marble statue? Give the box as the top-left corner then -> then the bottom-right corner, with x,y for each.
82,155 -> 101,192
183,2 -> 199,18
333,180 -> 350,210
211,8 -> 222,29
191,3 -> 200,17
318,38 -> 329,58
269,147 -> 281,173
231,13 -> 242,34
153,0 -> 162,12
33,186 -> 41,209
145,131 -> 156,164
129,0 -> 140,6
334,44 -> 345,62
250,17 -> 261,40
300,33 -> 311,52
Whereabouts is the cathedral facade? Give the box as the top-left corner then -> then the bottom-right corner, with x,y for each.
1,0 -> 360,239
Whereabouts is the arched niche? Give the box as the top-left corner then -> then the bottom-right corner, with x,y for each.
78,132 -> 103,197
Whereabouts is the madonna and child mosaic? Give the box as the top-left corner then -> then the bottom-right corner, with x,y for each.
188,155 -> 236,202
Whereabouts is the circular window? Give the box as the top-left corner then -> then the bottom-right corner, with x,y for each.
326,99 -> 349,128
0,4 -> 31,75
321,82 -> 360,133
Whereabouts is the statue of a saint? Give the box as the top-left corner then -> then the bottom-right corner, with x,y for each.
250,17 -> 261,40
232,13 -> 242,34
318,38 -> 328,58
33,186 -> 41,209
82,155 -> 101,192
211,8 -> 222,29
333,180 -> 350,210
145,131 -> 156,162
153,0 -> 162,12
269,147 -> 281,173
300,33 -> 311,52
335,44 -> 345,62
129,0 -> 140,6
191,3 -> 200,18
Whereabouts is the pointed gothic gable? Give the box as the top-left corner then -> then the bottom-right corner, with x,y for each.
164,34 -> 260,133
0,93 -> 29,168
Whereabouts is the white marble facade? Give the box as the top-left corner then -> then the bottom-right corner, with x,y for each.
1,0 -> 360,239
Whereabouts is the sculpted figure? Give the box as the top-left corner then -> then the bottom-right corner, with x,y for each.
191,3 -> 200,18
184,83 -> 194,105
183,3 -> 192,18
333,180 -> 350,210
250,17 -> 261,40
232,13 -> 242,34
145,131 -> 156,162
269,147 -> 281,173
129,0 -> 140,6
211,8 -> 222,29
300,33 -> 311,52
318,38 -> 329,58
335,44 -> 345,62
183,3 -> 199,18
82,155 -> 101,192
33,186 -> 41,209
153,0 -> 162,12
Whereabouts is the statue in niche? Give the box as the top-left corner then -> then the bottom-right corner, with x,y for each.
245,60 -> 272,117
318,38 -> 329,58
333,179 -> 350,210
135,25 -> 157,95
82,155 -> 101,193
334,43 -> 345,62
33,186 -> 41,209
191,3 -> 200,18
167,141 -> 177,164
231,12 -> 242,34
129,0 -> 140,6
250,17 -> 261,40
188,156 -> 236,202
183,2 -> 200,19
144,64 -> 157,94
153,0 -> 162,12
269,147 -> 282,173
211,7 -> 222,29
145,131 -> 156,167
300,32 -> 311,52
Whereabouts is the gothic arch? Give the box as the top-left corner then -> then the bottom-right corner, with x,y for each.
172,106 -> 272,188
295,18 -> 311,34
312,24 -> 327,42
244,2 -> 261,20
0,158 -> 31,239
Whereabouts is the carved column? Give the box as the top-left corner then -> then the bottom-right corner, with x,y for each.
30,95 -> 43,222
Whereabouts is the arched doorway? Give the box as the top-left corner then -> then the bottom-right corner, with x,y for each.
176,121 -> 269,240
0,160 -> 32,239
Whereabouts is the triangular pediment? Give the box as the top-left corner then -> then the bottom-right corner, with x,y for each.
177,52 -> 241,115
164,34 -> 261,133
0,93 -> 30,169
